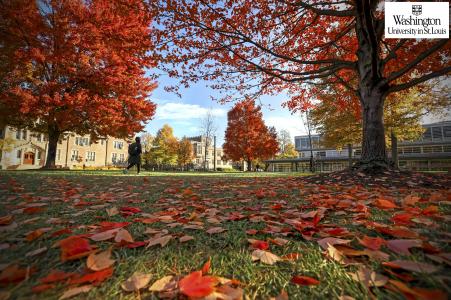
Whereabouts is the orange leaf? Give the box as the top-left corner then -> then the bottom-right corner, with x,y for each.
0,264 -> 36,285
0,215 -> 13,225
26,229 -> 45,241
291,275 -> 320,286
358,235 -> 386,251
179,271 -> 217,298
201,258 -> 211,275
374,199 -> 398,209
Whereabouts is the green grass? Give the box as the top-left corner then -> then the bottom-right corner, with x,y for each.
0,171 -> 449,299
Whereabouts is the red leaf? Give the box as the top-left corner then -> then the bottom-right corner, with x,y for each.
68,267 -> 114,285
51,228 -> 73,237
32,284 -> 56,293
291,275 -> 320,286
179,271 -> 217,298
98,221 -> 130,230
374,199 -> 398,209
251,240 -> 270,250
0,265 -> 36,285
40,270 -> 76,284
59,236 -> 94,262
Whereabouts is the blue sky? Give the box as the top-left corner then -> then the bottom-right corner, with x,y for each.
144,74 -> 309,146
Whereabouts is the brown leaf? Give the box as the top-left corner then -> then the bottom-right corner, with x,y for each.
59,284 -> 92,300
386,239 -> 422,255
106,207 -> 119,217
146,235 -> 172,248
89,228 -> 120,242
121,272 -> 152,292
317,238 -> 351,250
179,235 -> 194,243
383,260 -> 439,274
86,248 -> 115,271
349,266 -> 388,287
206,227 -> 226,234
251,250 -> 281,265
25,247 -> 48,257
148,275 -> 176,292
114,229 -> 134,243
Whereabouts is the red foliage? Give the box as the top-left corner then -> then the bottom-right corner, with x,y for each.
223,99 -> 279,170
179,271 -> 217,298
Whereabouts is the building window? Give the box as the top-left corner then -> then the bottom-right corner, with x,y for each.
16,130 -> 21,140
443,126 -> 451,139
36,134 -> 42,142
113,141 -> 123,149
86,151 -> 96,161
100,140 -> 105,146
0,128 -> 3,139
75,137 -> 90,146
17,149 -> 22,159
112,153 -> 118,163
22,130 -> 27,140
71,150 -> 79,161
57,149 -> 61,161
119,153 -> 125,162
197,144 -> 202,155
36,150 -> 41,160
432,127 -> 442,140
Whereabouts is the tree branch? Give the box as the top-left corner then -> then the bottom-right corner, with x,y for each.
388,67 -> 451,93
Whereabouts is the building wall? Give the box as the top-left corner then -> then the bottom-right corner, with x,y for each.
188,136 -> 233,170
0,126 -> 129,170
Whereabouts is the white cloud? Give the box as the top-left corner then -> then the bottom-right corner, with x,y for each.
155,102 -> 226,120
264,115 -> 309,141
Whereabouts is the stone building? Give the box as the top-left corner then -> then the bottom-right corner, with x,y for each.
187,135 -> 233,170
0,126 -> 130,170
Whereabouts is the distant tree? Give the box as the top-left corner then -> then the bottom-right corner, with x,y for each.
200,109 -> 217,170
277,143 -> 298,159
149,124 -> 178,168
140,133 -> 154,166
177,137 -> 194,170
0,0 -> 156,168
223,99 -> 279,171
310,83 -> 450,149
277,130 -> 292,154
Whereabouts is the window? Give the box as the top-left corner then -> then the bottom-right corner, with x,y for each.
71,150 -> 79,161
36,150 -> 41,160
16,130 -> 21,140
113,141 -> 123,149
443,126 -> 451,139
22,130 -> 27,140
57,149 -> 61,161
196,144 -> 202,155
86,151 -> 96,161
37,134 -> 42,142
17,150 -> 22,159
119,153 -> 125,162
432,127 -> 442,140
101,140 -> 105,146
75,137 -> 90,146
112,153 -> 118,163
0,128 -> 3,139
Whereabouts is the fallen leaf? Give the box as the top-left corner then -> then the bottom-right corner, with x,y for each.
383,260 -> 439,274
106,207 -> 119,217
0,216 -> 13,225
26,229 -> 45,241
358,235 -> 386,250
374,198 -> 398,209
179,235 -> 194,243
206,227 -> 226,234
251,250 -> 281,265
114,228 -> 134,244
179,271 -> 217,298
59,236 -> 95,262
146,235 -> 172,248
59,284 -> 92,300
68,267 -> 113,285
402,195 -> 420,206
0,264 -> 35,285
291,275 -> 320,286
40,270 -> 75,284
248,239 -> 270,250
86,248 -> 115,271
148,275 -> 175,292
121,272 -> 152,292
386,239 -> 422,255
32,283 -> 56,293
25,247 -> 48,257
349,266 -> 388,287
317,238 -> 351,250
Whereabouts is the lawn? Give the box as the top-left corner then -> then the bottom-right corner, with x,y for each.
0,171 -> 449,300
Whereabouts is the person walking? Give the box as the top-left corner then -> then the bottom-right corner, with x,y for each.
123,136 -> 142,174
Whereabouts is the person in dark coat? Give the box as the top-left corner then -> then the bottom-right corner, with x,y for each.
124,136 -> 142,174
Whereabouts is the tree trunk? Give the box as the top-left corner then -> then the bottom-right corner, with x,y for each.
347,143 -> 353,168
247,159 -> 252,171
359,93 -> 388,169
44,128 -> 60,169
354,0 -> 389,172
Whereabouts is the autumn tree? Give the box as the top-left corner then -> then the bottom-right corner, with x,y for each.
223,99 -> 279,171
177,137 -> 194,170
311,83 -> 451,148
147,124 -> 178,168
277,143 -> 298,159
0,0 -> 157,168
150,0 -> 451,172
